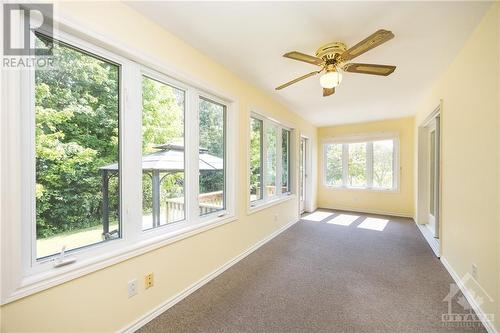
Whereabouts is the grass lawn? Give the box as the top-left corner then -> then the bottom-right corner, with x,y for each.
37,222 -> 118,259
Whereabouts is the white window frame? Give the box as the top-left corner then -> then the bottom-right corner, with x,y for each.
281,128 -> 292,195
248,112 -> 294,213
1,15 -> 237,304
322,133 -> 400,192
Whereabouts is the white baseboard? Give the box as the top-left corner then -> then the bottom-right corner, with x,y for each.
317,205 -> 413,218
440,257 -> 498,333
415,221 -> 440,257
121,218 -> 299,333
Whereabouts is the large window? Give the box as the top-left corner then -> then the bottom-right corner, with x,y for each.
265,123 -> 278,198
348,142 -> 367,187
35,33 -> 120,259
325,143 -> 343,187
250,118 -> 263,202
250,114 -> 292,207
281,129 -> 291,193
324,136 -> 398,190
141,76 -> 185,230
2,25 -> 237,302
373,140 -> 394,189
199,97 -> 225,215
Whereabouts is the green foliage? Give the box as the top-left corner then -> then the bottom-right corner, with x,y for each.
373,141 -> 393,188
142,77 -> 183,154
35,34 -> 119,238
199,99 -> 224,194
249,118 -> 262,198
141,77 -> 185,213
326,144 -> 343,186
348,143 -> 367,186
281,130 -> 290,191
36,35 -> 226,239
265,125 -> 277,186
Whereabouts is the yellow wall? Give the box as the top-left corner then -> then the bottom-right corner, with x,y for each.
317,117 -> 414,217
413,3 -> 499,331
0,2 -> 317,332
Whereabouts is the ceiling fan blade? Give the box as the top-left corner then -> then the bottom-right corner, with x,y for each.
323,87 -> 335,97
341,29 -> 394,61
275,70 -> 321,90
343,63 -> 396,76
283,51 -> 324,66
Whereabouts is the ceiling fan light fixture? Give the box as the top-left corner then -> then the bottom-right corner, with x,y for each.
276,29 -> 396,96
320,70 -> 342,89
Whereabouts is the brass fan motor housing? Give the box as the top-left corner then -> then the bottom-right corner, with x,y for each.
315,42 -> 347,61
275,29 -> 396,95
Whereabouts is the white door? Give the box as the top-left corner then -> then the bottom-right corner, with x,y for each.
299,137 -> 307,214
428,118 -> 440,238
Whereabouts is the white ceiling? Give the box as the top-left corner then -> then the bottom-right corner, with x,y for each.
127,1 -> 490,126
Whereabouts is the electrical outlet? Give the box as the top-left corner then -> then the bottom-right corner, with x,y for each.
128,279 -> 138,298
274,214 -> 278,222
145,273 -> 154,289
471,264 -> 478,279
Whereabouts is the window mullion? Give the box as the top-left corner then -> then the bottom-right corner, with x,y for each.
122,62 -> 143,241
259,119 -> 266,201
262,120 -> 268,202
186,90 -> 200,223
393,138 -> 399,190
367,142 -> 374,188
276,127 -> 283,196
342,144 -> 348,186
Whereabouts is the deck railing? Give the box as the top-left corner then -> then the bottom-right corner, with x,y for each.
165,191 -> 224,223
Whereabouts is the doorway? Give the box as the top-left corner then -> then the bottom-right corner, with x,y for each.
299,136 -> 308,214
417,103 -> 441,256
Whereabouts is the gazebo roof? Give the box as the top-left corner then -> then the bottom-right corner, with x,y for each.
100,142 -> 223,172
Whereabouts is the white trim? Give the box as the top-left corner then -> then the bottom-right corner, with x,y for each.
416,101 -> 442,251
250,108 -> 294,131
247,111 -> 294,213
3,215 -> 237,305
248,195 -> 295,215
316,205 -> 413,218
322,131 -> 399,144
440,257 -> 498,333
322,135 -> 400,192
120,217 -> 300,333
415,221 -> 440,257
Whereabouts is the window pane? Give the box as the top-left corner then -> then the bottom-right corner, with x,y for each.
373,140 -> 394,189
35,34 -> 120,259
199,97 -> 225,215
281,129 -> 291,193
250,118 -> 263,202
265,124 -> 278,197
142,76 -> 185,230
325,144 -> 343,186
348,142 -> 367,187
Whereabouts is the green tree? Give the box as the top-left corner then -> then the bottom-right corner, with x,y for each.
373,141 -> 393,188
249,118 -> 262,199
326,144 -> 342,186
35,34 -> 119,238
198,99 -> 224,194
348,143 -> 366,186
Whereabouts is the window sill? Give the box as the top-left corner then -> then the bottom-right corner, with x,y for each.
247,194 -> 295,215
323,185 -> 400,193
4,213 -> 237,305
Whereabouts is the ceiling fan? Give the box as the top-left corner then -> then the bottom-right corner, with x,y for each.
275,29 -> 396,97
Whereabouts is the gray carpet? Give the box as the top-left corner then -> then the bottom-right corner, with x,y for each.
138,210 -> 486,333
